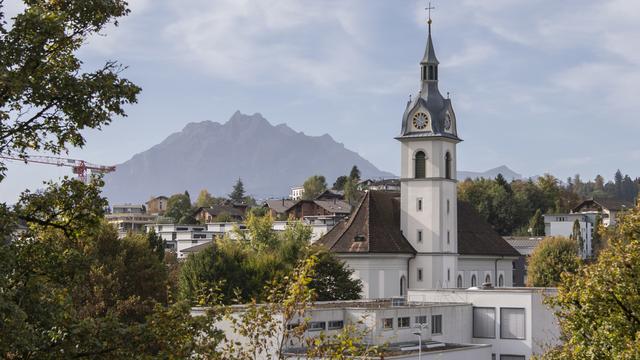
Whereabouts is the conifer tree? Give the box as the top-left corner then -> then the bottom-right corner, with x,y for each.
229,178 -> 245,203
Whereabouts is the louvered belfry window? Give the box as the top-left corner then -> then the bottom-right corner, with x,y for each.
415,151 -> 426,178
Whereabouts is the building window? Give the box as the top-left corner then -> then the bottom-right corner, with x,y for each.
447,268 -> 450,282
445,152 -> 452,179
286,323 -> 300,330
308,321 -> 326,332
447,199 -> 450,214
447,231 -> 450,244
191,240 -> 198,244
500,355 -> 526,360
421,66 -> 426,81
417,198 -> 423,211
471,274 -> 477,287
417,230 -> 423,243
473,307 -> 496,338
417,268 -> 423,282
428,65 -> 434,80
431,314 -> 442,334
501,308 -> 526,340
400,276 -> 406,296
415,151 -> 426,179
415,315 -> 427,324
398,317 -> 410,328
457,275 -> 463,288
499,274 -> 504,287
383,318 -> 393,329
485,274 -> 491,285
328,320 -> 344,330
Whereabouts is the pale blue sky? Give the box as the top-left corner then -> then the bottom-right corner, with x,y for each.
2,0 -> 640,202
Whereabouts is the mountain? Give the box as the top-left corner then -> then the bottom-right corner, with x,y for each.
102,111 -> 394,203
458,165 -> 522,181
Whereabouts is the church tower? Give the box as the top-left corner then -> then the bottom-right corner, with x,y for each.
396,16 -> 461,289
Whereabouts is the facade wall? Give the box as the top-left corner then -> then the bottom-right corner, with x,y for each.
339,255 -> 410,298
457,257 -> 514,288
407,288 -> 560,360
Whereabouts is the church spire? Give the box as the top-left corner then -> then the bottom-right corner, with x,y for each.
420,2 -> 439,82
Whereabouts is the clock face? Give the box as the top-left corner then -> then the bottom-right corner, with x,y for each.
444,114 -> 452,130
412,112 -> 429,130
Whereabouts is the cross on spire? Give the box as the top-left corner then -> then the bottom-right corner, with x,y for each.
426,1 -> 435,21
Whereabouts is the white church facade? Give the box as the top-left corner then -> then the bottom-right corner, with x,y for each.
318,17 -> 519,299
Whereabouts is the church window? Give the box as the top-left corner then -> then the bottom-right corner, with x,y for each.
447,199 -> 450,214
445,152 -> 452,179
417,268 -> 423,282
447,231 -> 450,244
421,66 -> 427,81
415,151 -> 426,178
447,269 -> 450,282
471,274 -> 477,287
499,274 -> 504,287
485,274 -> 491,285
457,275 -> 463,288
428,66 -> 434,80
417,198 -> 423,211
417,230 -> 423,243
400,276 -> 406,296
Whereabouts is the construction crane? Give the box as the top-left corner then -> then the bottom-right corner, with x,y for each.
0,154 -> 116,182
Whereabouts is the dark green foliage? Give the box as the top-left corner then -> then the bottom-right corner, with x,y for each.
311,251 -> 362,301
229,178 -> 245,203
570,219 -> 584,257
165,191 -> 195,224
147,229 -> 165,261
349,165 -> 361,181
333,175 -> 349,190
0,0 -> 141,179
179,216 -> 361,305
528,209 -> 545,236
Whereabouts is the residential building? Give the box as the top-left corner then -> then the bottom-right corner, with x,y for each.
106,204 -> 156,238
285,199 -> 351,220
146,223 -> 239,258
290,185 -> 304,200
146,196 -> 168,215
264,198 -> 297,218
358,178 -> 401,192
194,205 -> 245,223
571,197 -> 633,227
315,189 -> 345,201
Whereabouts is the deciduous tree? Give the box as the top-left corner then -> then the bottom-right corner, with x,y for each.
302,175 -> 327,200
526,236 -> 580,287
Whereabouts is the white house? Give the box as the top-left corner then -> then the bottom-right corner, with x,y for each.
290,185 -> 305,200
543,213 -> 592,258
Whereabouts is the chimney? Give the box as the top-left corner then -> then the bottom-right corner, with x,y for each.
282,198 -> 285,206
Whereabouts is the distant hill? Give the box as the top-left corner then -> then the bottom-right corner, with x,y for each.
102,111 -> 394,203
458,165 -> 522,181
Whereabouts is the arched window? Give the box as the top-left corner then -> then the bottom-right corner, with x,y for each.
485,274 -> 491,285
498,274 -> 504,287
400,276 -> 406,296
415,151 -> 426,179
428,66 -> 434,80
471,275 -> 477,287
457,275 -> 463,288
445,152 -> 452,179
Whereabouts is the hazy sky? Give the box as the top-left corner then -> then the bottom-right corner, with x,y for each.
2,0 -> 640,202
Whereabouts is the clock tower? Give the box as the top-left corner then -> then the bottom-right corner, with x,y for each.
396,17 -> 461,289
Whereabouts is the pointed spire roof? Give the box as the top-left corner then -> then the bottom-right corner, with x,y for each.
421,20 -> 439,65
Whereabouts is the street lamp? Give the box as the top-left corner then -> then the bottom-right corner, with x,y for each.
412,331 -> 422,360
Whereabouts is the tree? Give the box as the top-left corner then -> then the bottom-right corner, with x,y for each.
591,214 -> 604,258
594,174 -> 605,191
165,191 -> 194,224
332,175 -> 348,191
147,229 -> 165,261
614,169 -> 624,198
310,250 -> 362,301
195,189 -> 215,208
349,165 -> 361,181
570,219 -> 585,257
229,178 -> 245,203
542,204 -> 640,359
526,236 -> 580,287
0,0 -> 140,179
528,209 -> 545,236
302,175 -> 327,200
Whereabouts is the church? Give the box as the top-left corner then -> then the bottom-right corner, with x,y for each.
317,17 -> 519,299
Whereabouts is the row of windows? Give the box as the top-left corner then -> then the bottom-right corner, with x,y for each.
414,151 -> 452,179
473,307 -> 525,340
382,315 -> 442,334
416,199 -> 450,213
456,273 -> 505,288
287,320 -> 344,332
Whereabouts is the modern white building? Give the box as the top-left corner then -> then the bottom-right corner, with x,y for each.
408,288 -> 561,360
543,213 -> 592,258
290,185 -> 305,200
317,16 -> 519,299
146,223 -> 239,258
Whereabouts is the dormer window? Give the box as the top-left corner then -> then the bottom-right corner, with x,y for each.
354,234 -> 365,242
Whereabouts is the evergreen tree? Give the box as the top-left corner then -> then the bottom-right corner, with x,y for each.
614,169 -> 624,198
349,165 -> 361,181
594,174 -> 605,191
528,209 -> 545,236
332,175 -> 349,191
495,173 -> 512,194
622,175 -> 638,202
147,229 -> 165,261
229,178 -> 245,203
